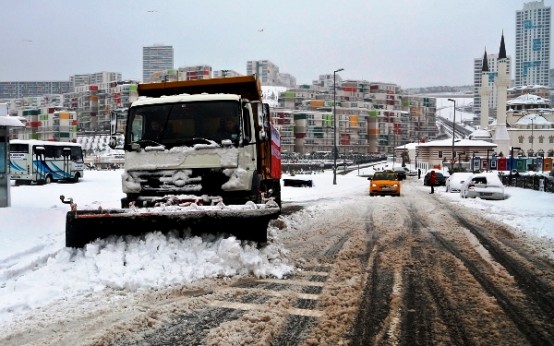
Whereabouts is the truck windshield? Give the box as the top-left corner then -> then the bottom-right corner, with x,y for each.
126,100 -> 241,147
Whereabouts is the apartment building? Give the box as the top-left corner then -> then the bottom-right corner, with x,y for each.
5,58 -> 437,156
142,45 -> 174,83
71,72 -> 122,89
14,107 -> 78,142
274,80 -> 437,155
515,0 -> 551,88
246,60 -> 296,88
0,81 -> 72,99
177,65 -> 213,80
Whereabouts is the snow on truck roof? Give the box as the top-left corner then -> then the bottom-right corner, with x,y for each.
131,93 -> 240,107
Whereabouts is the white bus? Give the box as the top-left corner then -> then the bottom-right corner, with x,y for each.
9,139 -> 84,185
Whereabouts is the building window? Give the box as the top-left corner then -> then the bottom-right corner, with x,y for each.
438,150 -> 442,158
518,135 -> 524,144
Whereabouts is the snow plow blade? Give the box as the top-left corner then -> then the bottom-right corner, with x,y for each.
64,203 -> 280,248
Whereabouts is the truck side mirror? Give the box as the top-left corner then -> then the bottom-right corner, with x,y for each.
241,103 -> 252,144
109,133 -> 125,150
257,103 -> 271,142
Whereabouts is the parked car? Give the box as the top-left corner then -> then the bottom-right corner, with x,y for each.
393,166 -> 417,179
423,170 -> 447,186
392,167 -> 407,180
459,172 -> 506,200
369,170 -> 401,196
406,167 -> 418,176
445,172 -> 473,193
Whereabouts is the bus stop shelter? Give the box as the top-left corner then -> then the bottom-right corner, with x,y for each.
0,115 -> 24,207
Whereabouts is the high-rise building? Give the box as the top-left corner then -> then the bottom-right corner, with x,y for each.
70,72 -> 122,89
142,45 -> 174,82
0,81 -> 72,99
246,60 -> 280,85
246,60 -> 297,87
515,0 -> 551,87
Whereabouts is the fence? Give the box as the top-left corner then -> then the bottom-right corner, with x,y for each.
499,174 -> 554,193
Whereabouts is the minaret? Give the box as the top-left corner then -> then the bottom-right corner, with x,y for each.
492,32 -> 511,155
479,49 -> 491,131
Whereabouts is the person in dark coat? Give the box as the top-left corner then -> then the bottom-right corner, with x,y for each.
215,117 -> 238,142
417,168 -> 421,179
429,170 -> 436,194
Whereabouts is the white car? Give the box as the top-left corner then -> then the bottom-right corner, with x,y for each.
445,172 -> 473,193
460,172 -> 507,200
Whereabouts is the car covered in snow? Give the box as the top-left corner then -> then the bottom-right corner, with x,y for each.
460,172 -> 506,200
369,170 -> 401,196
445,172 -> 473,193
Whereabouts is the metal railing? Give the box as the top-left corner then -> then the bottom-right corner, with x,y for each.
499,174 -> 554,193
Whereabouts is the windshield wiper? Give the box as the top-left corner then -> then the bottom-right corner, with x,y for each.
132,139 -> 166,148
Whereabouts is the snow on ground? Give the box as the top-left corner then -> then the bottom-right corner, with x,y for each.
0,165 -> 553,327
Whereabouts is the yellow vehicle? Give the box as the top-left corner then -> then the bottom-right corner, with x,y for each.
369,170 -> 401,196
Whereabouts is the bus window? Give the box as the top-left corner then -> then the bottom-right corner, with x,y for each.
70,147 -> 83,162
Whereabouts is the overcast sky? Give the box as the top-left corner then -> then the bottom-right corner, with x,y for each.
0,1 -> 548,88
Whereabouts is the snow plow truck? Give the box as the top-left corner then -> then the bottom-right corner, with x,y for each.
62,75 -> 282,248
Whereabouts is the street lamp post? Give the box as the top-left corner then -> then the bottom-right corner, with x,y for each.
448,98 -> 456,171
413,139 -> 418,170
333,68 -> 344,185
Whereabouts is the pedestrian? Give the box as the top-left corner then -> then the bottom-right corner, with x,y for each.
429,170 -> 436,194
417,168 -> 421,179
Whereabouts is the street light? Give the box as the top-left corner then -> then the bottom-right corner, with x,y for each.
448,98 -> 456,171
415,143 -> 418,170
333,68 -> 344,185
